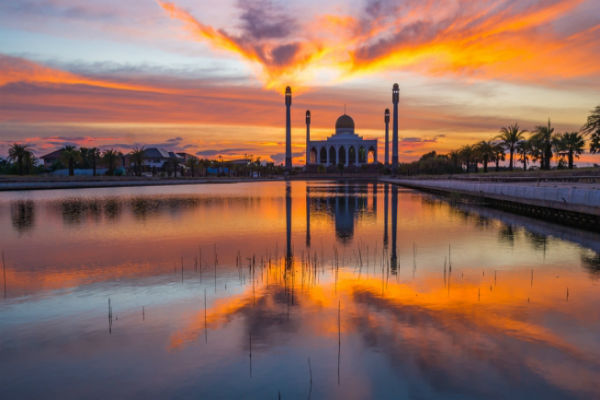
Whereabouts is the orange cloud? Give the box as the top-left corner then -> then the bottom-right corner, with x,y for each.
157,1 -> 327,91
0,55 -> 172,94
157,0 -> 600,89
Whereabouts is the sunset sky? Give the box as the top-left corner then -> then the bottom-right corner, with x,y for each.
1,0 -> 599,164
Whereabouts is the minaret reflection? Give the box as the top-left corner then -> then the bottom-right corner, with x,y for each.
372,182 -> 377,215
383,183 -> 389,248
306,185 -> 311,247
390,184 -> 398,274
286,181 -> 293,268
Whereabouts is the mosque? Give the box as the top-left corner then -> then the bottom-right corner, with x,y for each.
307,114 -> 378,167
284,83 -> 399,171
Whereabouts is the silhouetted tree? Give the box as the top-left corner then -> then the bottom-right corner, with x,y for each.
186,157 -> 200,177
129,147 -> 145,176
515,140 -> 531,171
81,147 -> 101,176
556,132 -> 585,169
448,150 -> 461,171
498,123 -> 526,170
531,119 -> 555,170
8,143 -> 33,175
103,149 -> 121,176
459,145 -> 476,172
492,142 -> 505,171
60,145 -> 81,176
475,140 -> 495,173
582,105 -> 600,154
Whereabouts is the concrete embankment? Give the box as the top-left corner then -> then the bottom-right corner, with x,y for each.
381,177 -> 600,230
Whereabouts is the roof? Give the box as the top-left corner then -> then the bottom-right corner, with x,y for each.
40,149 -> 63,160
176,152 -> 197,159
168,151 -> 184,159
335,114 -> 355,131
227,158 -> 251,165
143,148 -> 171,159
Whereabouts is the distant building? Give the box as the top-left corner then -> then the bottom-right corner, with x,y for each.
138,148 -> 173,169
307,114 -> 378,167
176,152 -> 198,163
227,158 -> 252,166
40,149 -> 63,169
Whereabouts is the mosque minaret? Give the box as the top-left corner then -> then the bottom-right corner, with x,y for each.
384,108 -> 390,167
305,110 -> 311,167
392,83 -> 399,172
285,86 -> 292,173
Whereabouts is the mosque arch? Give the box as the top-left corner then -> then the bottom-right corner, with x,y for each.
349,146 -> 356,165
338,146 -> 346,165
368,146 -> 376,164
310,147 -> 318,164
320,147 -> 327,164
358,146 -> 366,163
329,146 -> 336,165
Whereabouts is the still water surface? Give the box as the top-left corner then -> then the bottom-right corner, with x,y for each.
1,181 -> 599,399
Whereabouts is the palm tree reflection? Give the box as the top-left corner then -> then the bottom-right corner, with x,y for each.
10,200 -> 35,234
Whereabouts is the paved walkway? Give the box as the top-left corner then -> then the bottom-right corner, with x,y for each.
381,178 -> 600,216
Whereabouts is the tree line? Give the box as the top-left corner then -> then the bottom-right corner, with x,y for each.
396,105 -> 600,175
1,144 -> 281,177
1,145 -> 125,176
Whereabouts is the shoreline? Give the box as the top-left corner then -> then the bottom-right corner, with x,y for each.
0,176 -> 286,191
382,177 -> 600,231
0,174 -> 387,191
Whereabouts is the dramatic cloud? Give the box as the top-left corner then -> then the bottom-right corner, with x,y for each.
158,0 -> 323,90
158,0 -> 600,89
238,0 -> 296,40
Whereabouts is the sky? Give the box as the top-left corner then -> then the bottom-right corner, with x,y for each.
1,0 -> 599,164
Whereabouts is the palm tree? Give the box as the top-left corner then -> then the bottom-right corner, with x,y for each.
515,140 -> 531,171
558,132 -> 585,169
531,119 -> 555,170
475,140 -> 495,173
8,143 -> 33,175
492,142 -> 505,172
552,134 -> 567,168
459,145 -> 476,172
186,157 -> 200,177
498,123 -> 526,170
23,151 -> 36,175
103,149 -> 121,176
80,147 -> 101,176
448,150 -> 461,172
582,105 -> 600,153
129,147 -> 145,177
60,145 -> 81,176
89,148 -> 100,176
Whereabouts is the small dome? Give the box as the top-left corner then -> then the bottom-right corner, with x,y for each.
335,114 -> 355,131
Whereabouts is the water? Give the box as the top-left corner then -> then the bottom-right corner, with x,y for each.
0,181 -> 599,399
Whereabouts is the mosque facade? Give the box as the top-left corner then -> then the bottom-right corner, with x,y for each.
307,114 -> 378,167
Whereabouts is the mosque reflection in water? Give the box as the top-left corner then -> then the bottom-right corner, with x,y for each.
288,181 -> 399,272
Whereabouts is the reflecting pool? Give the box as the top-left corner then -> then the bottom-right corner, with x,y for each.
1,181 -> 599,399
